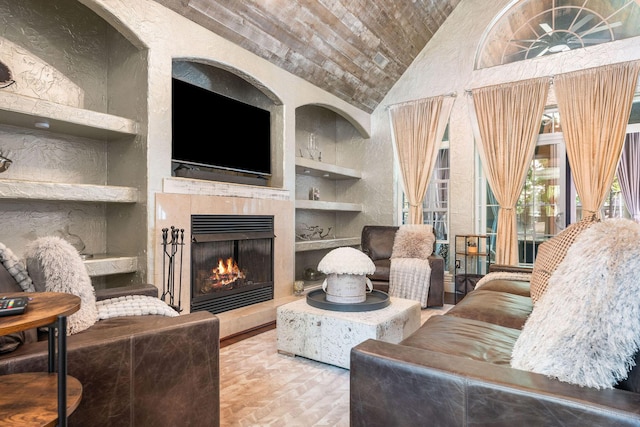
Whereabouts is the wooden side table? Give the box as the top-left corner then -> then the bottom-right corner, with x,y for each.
0,292 -> 82,426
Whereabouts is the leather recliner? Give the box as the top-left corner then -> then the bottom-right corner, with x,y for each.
360,225 -> 444,307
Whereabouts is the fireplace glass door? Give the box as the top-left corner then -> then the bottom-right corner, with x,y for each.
191,215 -> 274,314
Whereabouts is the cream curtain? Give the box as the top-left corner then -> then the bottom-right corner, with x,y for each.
389,96 -> 454,224
470,78 -> 550,265
554,61 -> 640,218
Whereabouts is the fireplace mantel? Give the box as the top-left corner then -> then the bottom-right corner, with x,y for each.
163,177 -> 289,200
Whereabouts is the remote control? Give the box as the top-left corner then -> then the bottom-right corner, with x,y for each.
0,296 -> 29,317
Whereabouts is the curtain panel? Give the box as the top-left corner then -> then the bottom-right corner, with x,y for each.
470,78 -> 550,265
389,96 -> 454,224
617,132 -> 640,222
554,61 -> 640,218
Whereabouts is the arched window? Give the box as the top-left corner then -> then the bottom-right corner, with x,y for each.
476,0 -> 640,69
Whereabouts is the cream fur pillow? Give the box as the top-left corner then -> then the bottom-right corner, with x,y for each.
511,218 -> 640,389
391,225 -> 435,260
24,236 -> 98,335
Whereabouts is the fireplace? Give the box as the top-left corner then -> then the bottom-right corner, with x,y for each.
190,214 -> 274,314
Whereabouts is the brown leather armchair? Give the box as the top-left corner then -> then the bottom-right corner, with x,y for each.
360,225 -> 444,307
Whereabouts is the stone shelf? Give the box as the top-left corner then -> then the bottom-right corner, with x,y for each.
84,255 -> 138,277
295,157 -> 361,180
295,200 -> 362,212
295,237 -> 361,252
0,180 -> 138,203
0,92 -> 138,139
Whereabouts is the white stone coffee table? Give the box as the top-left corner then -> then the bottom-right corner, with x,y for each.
276,296 -> 421,369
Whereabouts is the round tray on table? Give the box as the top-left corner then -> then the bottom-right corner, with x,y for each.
306,289 -> 390,312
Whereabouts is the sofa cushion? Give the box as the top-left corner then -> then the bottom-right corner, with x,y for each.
446,289 -> 533,330
391,224 -> 434,259
401,314 -> 520,365
511,218 -> 640,389
24,236 -> 98,334
529,215 -> 598,304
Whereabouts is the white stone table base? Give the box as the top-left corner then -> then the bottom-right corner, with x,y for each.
276,297 -> 421,369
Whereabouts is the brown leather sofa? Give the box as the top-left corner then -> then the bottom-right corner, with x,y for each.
350,265 -> 640,426
360,225 -> 444,307
0,264 -> 220,427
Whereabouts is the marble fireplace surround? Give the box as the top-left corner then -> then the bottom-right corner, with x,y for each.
155,177 -> 295,339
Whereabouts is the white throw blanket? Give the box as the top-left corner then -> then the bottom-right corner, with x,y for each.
389,258 -> 431,308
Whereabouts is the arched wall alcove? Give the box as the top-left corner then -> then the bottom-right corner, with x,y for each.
171,59 -> 285,188
293,103 -> 368,281
0,0 -> 150,289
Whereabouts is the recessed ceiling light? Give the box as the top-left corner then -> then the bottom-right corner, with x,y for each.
34,121 -> 50,129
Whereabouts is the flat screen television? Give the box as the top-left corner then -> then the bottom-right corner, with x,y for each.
171,77 -> 271,177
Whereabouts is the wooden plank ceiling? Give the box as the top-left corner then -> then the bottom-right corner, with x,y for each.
153,0 -> 462,112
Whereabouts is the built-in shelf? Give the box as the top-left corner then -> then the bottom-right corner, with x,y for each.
0,180 -> 138,203
295,237 -> 361,252
84,255 -> 138,277
0,92 -> 139,139
295,200 -> 362,212
295,157 -> 361,180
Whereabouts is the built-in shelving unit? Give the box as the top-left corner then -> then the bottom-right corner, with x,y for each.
0,3 -> 147,287
294,105 -> 366,282
0,93 -> 139,276
0,92 -> 142,278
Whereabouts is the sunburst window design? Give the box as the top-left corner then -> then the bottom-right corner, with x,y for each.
476,0 -> 640,69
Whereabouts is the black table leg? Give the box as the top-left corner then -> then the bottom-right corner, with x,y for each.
57,315 -> 68,427
48,326 -> 54,373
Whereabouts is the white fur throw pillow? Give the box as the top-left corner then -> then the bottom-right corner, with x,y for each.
391,225 -> 435,259
511,218 -> 640,389
24,236 -> 98,335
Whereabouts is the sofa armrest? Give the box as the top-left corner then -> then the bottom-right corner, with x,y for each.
489,264 -> 534,274
94,284 -> 159,301
351,340 -> 640,427
0,311 -> 219,427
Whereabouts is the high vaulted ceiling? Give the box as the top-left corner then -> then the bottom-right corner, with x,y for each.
153,0 -> 462,113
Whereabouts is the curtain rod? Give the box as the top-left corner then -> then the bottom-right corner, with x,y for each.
386,92 -> 457,110
463,75 -> 556,95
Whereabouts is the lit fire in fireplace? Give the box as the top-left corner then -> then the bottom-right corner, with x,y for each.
206,257 -> 246,289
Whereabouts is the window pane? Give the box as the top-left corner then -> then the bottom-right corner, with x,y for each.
517,144 -> 562,264
629,100 -> 640,124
